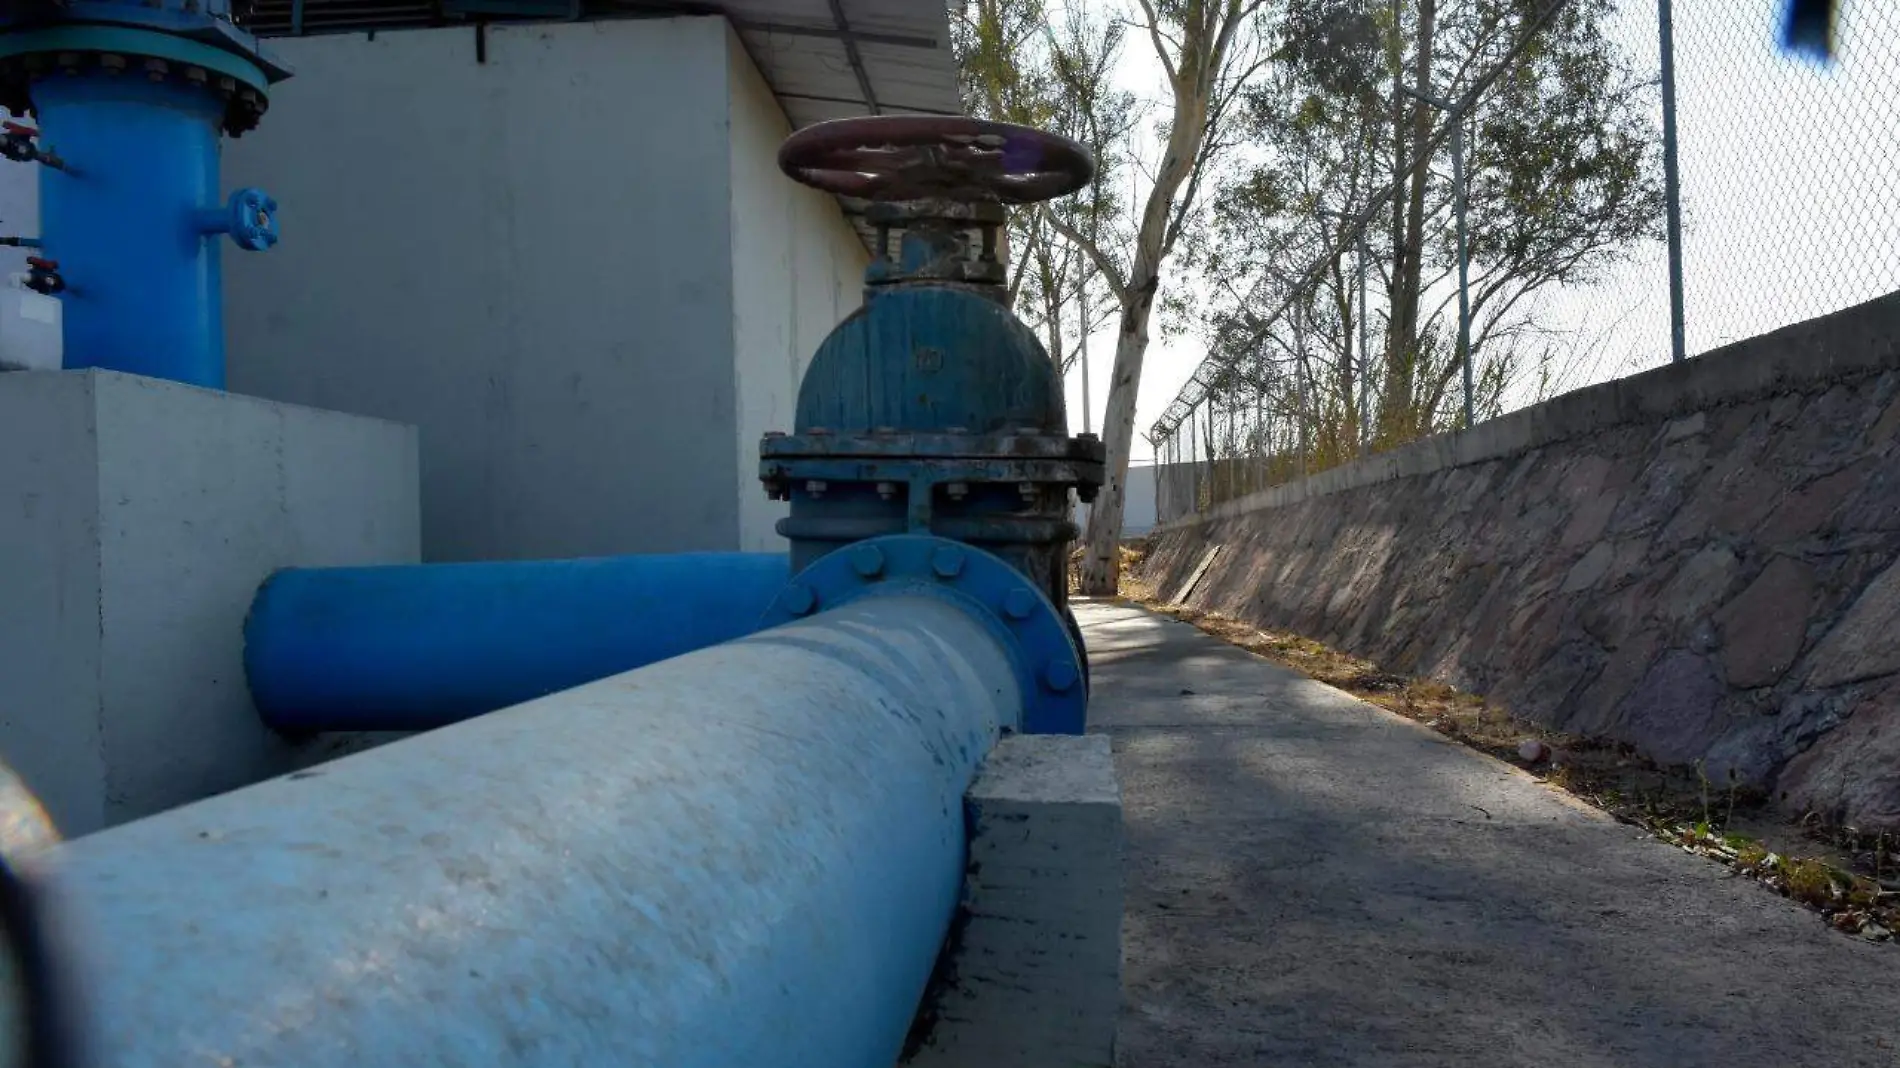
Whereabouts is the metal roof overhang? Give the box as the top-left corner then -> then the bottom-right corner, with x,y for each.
241,0 -> 966,247
713,0 -> 966,248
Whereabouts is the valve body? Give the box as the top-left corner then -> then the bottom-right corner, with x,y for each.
761,217 -> 1105,628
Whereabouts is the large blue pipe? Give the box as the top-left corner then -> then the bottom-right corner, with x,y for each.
35,72 -> 233,386
246,552 -> 789,732
35,594 -> 1019,1067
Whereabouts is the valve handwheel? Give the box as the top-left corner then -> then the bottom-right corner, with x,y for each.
778,116 -> 1094,205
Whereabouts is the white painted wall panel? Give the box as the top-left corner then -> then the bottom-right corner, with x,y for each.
726,26 -> 868,552
224,19 -> 739,561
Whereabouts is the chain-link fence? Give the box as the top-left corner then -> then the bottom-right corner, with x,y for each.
1152,0 -> 1900,525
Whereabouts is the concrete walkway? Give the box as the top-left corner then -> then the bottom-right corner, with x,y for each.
1076,600 -> 1900,1068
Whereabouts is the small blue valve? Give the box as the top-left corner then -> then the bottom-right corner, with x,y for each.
196,188 -> 279,252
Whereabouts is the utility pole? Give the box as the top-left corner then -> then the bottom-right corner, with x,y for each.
1402,82 -> 1473,430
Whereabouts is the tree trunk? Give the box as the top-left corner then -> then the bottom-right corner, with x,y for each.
1074,0 -> 1236,596
1043,269 -> 1066,370
1331,252 -> 1355,452
1382,0 -> 1435,442
1077,280 -> 1159,596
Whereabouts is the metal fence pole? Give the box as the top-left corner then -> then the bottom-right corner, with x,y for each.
1204,399 -> 1216,506
1295,294 -> 1311,481
1255,376 -> 1266,492
1160,435 -> 1171,522
1212,398 -> 1223,505
1402,83 -> 1473,430
1357,223 -> 1370,456
1658,0 -> 1687,364
1189,402 -> 1201,510
1451,113 -> 1473,429
1078,267 -> 1095,429
1160,435 -> 1170,521
1151,439 -> 1161,524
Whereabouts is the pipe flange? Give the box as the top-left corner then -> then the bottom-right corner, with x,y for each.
760,534 -> 1087,735
0,26 -> 272,135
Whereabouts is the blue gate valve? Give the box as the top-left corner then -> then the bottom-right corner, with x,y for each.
762,117 -> 1107,725
196,187 -> 279,251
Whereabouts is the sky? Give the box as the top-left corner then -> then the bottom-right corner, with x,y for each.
1060,0 -> 1900,465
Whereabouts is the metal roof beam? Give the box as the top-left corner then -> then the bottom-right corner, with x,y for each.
824,0 -> 878,114
733,18 -> 934,49
776,90 -> 957,115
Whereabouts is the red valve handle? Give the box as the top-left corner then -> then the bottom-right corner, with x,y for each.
25,257 -> 57,270
778,117 -> 1094,205
2,122 -> 36,138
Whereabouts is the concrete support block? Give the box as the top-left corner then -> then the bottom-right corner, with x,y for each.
0,370 -> 419,839
908,733 -> 1123,1068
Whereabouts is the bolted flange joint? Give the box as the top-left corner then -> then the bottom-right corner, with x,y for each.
758,534 -> 1088,735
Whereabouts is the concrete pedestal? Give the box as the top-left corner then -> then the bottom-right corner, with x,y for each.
909,733 -> 1123,1068
0,370 -> 418,838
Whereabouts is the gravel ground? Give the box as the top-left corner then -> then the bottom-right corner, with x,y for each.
1077,600 -> 1900,1068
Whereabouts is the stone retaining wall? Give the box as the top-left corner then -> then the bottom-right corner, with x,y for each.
1141,293 -> 1900,828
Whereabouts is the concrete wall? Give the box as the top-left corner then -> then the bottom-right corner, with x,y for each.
725,26 -> 866,551
0,373 -> 105,836
1142,292 -> 1900,830
0,371 -> 418,838
0,158 -> 31,281
224,17 -> 863,561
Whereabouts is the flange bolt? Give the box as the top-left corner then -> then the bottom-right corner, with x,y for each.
851,544 -> 886,578
784,584 -> 816,616
1003,588 -> 1037,620
932,546 -> 965,579
1043,659 -> 1079,693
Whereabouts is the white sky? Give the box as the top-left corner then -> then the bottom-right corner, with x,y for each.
1061,0 -> 1900,463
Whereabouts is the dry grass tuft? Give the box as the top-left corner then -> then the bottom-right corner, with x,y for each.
1070,539 -> 1154,600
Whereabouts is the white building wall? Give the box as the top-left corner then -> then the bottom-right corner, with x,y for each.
222,19 -> 742,561
725,27 -> 867,552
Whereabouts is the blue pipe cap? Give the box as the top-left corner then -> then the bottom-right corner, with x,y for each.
197,188 -> 278,251
760,534 -> 1088,735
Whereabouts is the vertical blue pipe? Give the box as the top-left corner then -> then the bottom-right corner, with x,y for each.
35,75 -> 228,387
245,552 -> 791,732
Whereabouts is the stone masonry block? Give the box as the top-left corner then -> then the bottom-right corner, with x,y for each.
906,733 -> 1122,1068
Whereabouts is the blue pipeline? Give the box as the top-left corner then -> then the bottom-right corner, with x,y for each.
246,552 -> 790,733
48,594 -> 1019,1067
32,71 -> 265,388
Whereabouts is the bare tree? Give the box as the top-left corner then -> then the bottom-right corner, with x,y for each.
958,0 -> 1272,594
1050,0 -> 1274,595
956,0 -> 1125,376
1198,0 -> 1662,461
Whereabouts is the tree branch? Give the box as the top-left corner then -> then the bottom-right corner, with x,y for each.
1133,0 -> 1181,85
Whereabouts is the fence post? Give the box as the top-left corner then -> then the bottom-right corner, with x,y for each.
1358,223 -> 1370,456
1658,0 -> 1687,364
